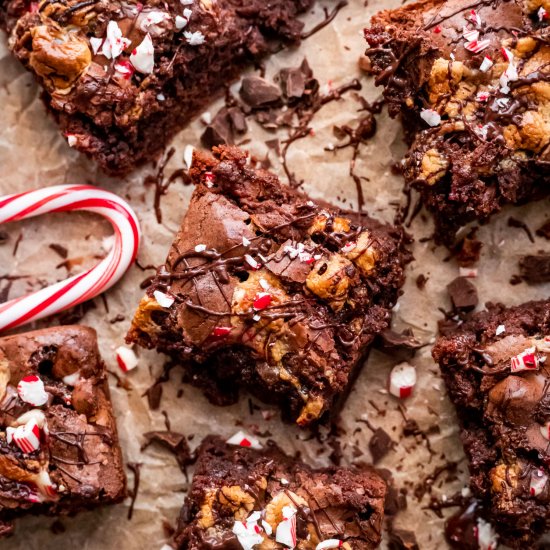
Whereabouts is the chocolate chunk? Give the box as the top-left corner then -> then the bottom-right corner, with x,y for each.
519,254 -> 550,284
369,427 -> 394,464
227,107 -> 248,135
279,67 -> 306,99
447,277 -> 478,311
389,528 -> 420,550
240,76 -> 282,108
377,328 -> 422,360
141,431 -> 191,471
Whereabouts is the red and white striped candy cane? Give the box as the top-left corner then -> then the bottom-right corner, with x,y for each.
0,184 -> 141,332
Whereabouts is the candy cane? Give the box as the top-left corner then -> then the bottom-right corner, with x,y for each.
0,184 -> 140,331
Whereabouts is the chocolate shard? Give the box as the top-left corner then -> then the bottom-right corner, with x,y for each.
388,528 -> 420,550
201,109 -> 233,149
377,328 -> 422,360
369,427 -> 394,464
447,277 -> 478,312
519,254 -> 550,284
240,76 -> 282,108
279,67 -> 306,99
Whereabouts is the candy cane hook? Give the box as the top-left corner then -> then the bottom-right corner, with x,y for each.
0,184 -> 141,332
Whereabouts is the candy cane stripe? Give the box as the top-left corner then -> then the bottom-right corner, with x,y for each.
0,185 -> 141,332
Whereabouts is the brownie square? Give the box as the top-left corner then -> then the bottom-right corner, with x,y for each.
364,0 -> 550,244
174,435 -> 387,550
127,146 -> 410,426
433,300 -> 550,548
0,325 -> 126,536
0,0 -> 313,175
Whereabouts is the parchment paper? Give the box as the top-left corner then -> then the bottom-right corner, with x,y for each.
1,1 -> 550,548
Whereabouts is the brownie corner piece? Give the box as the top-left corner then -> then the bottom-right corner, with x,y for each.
173,435 -> 387,550
127,145 -> 411,426
0,0 -> 313,174
364,0 -> 550,244
0,325 -> 126,534
432,299 -> 550,548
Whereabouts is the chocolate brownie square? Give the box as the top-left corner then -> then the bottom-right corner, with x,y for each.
0,0 -> 313,174
0,325 -> 126,536
174,435 -> 387,550
127,146 -> 410,426
433,300 -> 550,548
364,0 -> 550,244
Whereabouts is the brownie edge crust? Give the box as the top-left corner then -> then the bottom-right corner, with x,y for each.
364,0 -> 550,244
433,300 -> 550,548
0,326 -> 126,536
127,146 -> 411,426
0,0 -> 313,175
174,435 -> 387,550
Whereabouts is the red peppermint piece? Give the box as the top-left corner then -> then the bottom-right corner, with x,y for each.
116,346 -> 138,372
389,362 -> 417,399
7,418 -> 41,454
226,430 -> 262,449
510,346 -> 538,372
433,25 -> 442,33
253,292 -> 271,310
114,59 -> 135,79
17,375 -> 48,406
530,469 -> 548,496
212,326 -> 232,338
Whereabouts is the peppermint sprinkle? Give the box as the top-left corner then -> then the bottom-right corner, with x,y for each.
501,46 -> 514,62
153,290 -> 175,308
226,430 -> 262,449
510,346 -> 538,372
142,10 -> 170,31
463,28 -> 479,42
232,514 -> 264,550
530,469 -> 548,496
259,278 -> 270,291
184,30 -> 206,45
89,36 -> 102,55
479,56 -> 493,72
420,108 -> 441,127
66,134 -> 78,147
242,236 -> 251,247
130,34 -> 155,74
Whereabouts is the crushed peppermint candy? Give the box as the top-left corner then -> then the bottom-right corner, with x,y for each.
130,34 -> 155,74
232,512 -> 264,550
116,346 -> 139,372
226,430 -> 262,449
276,506 -> 297,548
463,28 -> 479,42
341,242 -> 357,254
476,91 -> 490,102
465,38 -> 491,53
194,243 -> 207,252
389,362 -> 417,399
538,6 -> 548,20
501,46 -> 514,62
62,371 -> 81,386
530,469 -> 548,496
141,10 -> 170,31
245,254 -> 260,270
7,417 -> 41,454
420,109 -> 441,127
495,325 -> 506,336
212,326 -> 232,338
102,20 -> 131,59
17,375 -> 48,406
262,520 -> 273,536
510,346 -> 538,372
89,36 -> 102,55
459,267 -> 478,277
153,290 -> 175,308
469,9 -> 482,27
184,145 -> 194,169
114,59 -> 134,80
253,292 -> 272,310
475,517 -> 498,550
242,236 -> 251,247
66,134 -> 78,147
175,8 -> 192,30
184,30 -> 206,45
479,56 -> 493,72
259,278 -> 270,291
316,540 -> 343,550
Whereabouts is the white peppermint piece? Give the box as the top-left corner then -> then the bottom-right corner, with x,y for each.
13,409 -> 47,430
232,519 -> 263,550
479,56 -> 494,72
102,20 -> 131,59
242,236 -> 251,247
17,376 -> 48,406
160,545 -> 175,550
175,8 -> 192,29
538,6 -> 548,20
157,93 -> 166,101
462,27 -> 479,42
66,134 -> 78,147
130,34 -> 155,74
495,325 -> 506,336
476,517 -> 498,550
226,430 -> 262,449
62,372 -> 81,386
194,244 -> 207,252
154,290 -> 175,308
262,520 -> 273,536
316,540 -> 343,550
184,145 -> 194,169
459,267 -> 478,277
245,254 -> 259,269
389,362 -> 417,399
420,108 -> 441,127
142,10 -> 170,31
89,36 -> 102,55
275,506 -> 297,548
181,0 -> 194,4
116,346 -> 139,372
184,30 -> 206,45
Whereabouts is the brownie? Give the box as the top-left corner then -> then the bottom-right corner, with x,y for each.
0,0 -> 313,175
127,146 -> 410,426
0,326 -> 126,536
174,435 -> 387,550
364,0 -> 550,244
433,300 -> 550,548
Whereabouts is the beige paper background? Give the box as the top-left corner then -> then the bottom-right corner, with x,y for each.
1,0 -> 549,548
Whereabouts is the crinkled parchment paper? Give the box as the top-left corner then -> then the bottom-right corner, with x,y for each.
1,0 -> 550,548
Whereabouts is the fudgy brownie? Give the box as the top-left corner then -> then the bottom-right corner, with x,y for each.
433,300 -> 550,548
0,325 -> 126,536
127,146 -> 410,426
364,0 -> 550,244
174,435 -> 387,550
0,0 -> 313,175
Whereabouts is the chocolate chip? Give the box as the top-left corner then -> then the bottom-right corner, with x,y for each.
447,277 -> 478,311
369,427 -> 394,464
239,76 -> 282,108
416,273 -> 428,289
519,254 -> 550,284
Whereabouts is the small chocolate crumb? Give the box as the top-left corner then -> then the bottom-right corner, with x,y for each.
447,277 -> 478,311
416,273 -> 428,290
